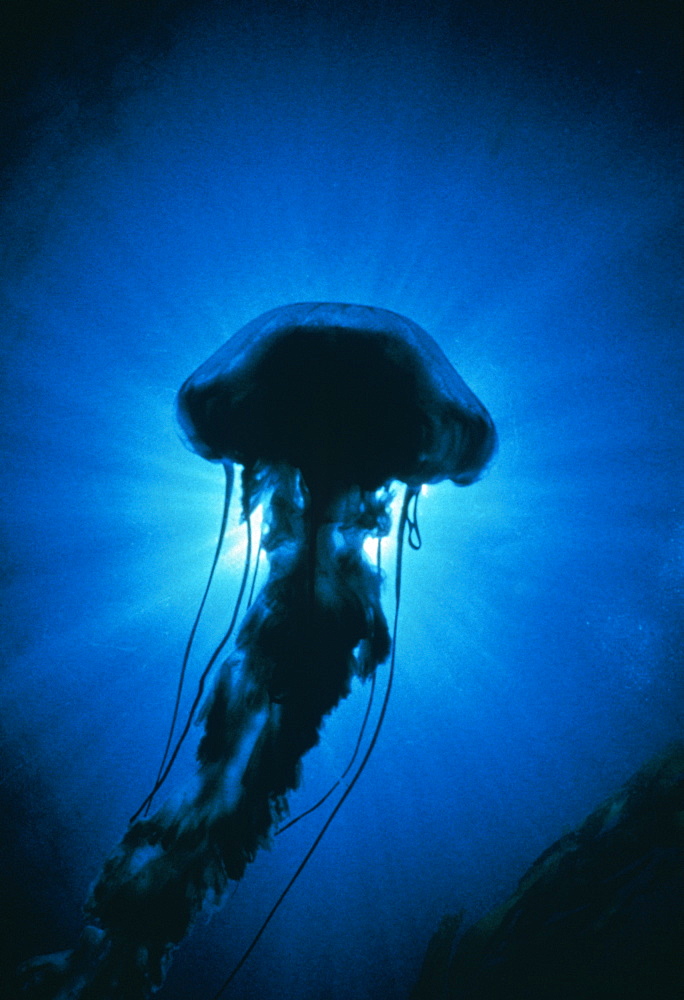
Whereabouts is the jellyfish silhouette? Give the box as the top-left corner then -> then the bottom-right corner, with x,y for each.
21,303 -> 496,999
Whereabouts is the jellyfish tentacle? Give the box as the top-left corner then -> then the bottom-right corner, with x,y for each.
276,668 -> 377,836
130,469 -> 254,824
143,462 -> 235,818
210,484 -> 416,998
407,488 -> 422,550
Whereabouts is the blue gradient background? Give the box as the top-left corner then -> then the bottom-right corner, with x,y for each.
1,2 -> 682,998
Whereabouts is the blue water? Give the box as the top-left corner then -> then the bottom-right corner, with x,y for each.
1,2 -> 682,998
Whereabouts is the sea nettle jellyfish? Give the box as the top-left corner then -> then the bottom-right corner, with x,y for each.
22,303 -> 496,999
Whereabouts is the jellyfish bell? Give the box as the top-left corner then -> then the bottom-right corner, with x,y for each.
20,304 -> 496,1000
177,302 -> 496,496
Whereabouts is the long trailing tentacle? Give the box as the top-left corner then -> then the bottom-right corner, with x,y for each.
141,463 -> 234,818
130,466 -> 254,824
211,484 -> 419,998
275,670 -> 377,835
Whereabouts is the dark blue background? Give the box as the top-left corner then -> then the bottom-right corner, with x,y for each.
1,2 -> 682,998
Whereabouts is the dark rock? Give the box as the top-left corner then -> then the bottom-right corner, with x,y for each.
412,742 -> 684,1000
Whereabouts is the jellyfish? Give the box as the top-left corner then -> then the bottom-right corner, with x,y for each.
20,303 -> 496,999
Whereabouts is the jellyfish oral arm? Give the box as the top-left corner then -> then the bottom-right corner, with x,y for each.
21,469 -> 395,1000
